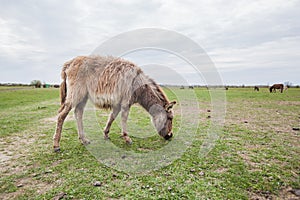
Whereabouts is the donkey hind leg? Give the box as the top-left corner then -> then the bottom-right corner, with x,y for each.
74,96 -> 90,145
53,102 -> 72,152
121,105 -> 132,144
103,105 -> 121,140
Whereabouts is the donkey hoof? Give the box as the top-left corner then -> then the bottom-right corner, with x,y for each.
126,140 -> 132,145
104,135 -> 110,140
53,147 -> 61,152
81,139 -> 91,145
124,136 -> 132,145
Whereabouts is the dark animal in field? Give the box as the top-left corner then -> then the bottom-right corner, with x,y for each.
269,84 -> 284,93
225,87 -> 228,90
53,84 -> 60,88
254,86 -> 259,91
53,56 -> 176,152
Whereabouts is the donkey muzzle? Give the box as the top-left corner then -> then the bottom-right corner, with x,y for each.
164,132 -> 173,140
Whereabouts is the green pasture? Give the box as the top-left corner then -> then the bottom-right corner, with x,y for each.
0,87 -> 299,199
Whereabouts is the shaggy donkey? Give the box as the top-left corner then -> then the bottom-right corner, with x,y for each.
53,56 -> 176,152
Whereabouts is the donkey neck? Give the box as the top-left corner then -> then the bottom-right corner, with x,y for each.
137,85 -> 169,113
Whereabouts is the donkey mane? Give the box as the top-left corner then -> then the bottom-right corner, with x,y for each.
148,78 -> 169,106
130,69 -> 170,112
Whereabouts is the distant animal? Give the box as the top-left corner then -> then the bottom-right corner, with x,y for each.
225,87 -> 228,90
254,86 -> 259,91
53,84 -> 60,88
53,56 -> 176,152
269,84 -> 284,93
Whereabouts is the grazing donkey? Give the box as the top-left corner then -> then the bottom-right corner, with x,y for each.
53,56 -> 176,152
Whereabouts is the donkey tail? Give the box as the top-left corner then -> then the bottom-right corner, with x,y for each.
58,63 -> 69,113
60,71 -> 67,104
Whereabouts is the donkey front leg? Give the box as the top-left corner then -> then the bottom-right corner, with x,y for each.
103,105 -> 121,140
74,98 -> 90,145
121,106 -> 132,144
53,102 -> 72,152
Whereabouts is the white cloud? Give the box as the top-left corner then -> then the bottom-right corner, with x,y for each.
0,17 -> 45,60
210,36 -> 300,70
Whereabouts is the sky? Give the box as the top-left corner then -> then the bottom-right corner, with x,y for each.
0,0 -> 299,86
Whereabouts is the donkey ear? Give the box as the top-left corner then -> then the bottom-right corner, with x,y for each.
165,100 -> 176,111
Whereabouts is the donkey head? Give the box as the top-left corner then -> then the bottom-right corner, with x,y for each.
150,101 -> 176,140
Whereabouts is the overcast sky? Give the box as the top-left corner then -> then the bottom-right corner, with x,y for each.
0,0 -> 299,85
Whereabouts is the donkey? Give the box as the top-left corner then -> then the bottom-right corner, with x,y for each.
269,84 -> 284,93
53,56 -> 176,152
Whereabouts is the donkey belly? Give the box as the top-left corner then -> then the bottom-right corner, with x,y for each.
89,93 -> 119,109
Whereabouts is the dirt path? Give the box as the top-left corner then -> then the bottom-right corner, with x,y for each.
0,99 -> 60,199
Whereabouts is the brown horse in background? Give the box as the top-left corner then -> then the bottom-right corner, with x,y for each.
269,84 -> 284,93
254,86 -> 259,91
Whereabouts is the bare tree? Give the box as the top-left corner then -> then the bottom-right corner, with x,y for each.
30,80 -> 42,88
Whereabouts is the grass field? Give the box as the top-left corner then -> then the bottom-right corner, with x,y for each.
0,87 -> 299,199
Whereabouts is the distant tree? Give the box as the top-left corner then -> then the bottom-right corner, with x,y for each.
284,81 -> 292,87
30,80 -> 42,88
